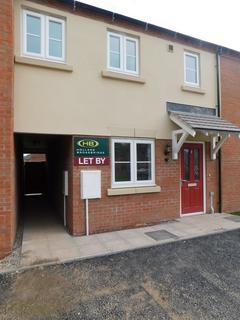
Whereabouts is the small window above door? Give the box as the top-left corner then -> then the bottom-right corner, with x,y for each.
184,52 -> 200,87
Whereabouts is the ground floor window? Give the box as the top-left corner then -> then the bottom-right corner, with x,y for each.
111,138 -> 155,187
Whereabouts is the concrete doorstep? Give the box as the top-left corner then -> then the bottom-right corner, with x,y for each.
1,213 -> 240,273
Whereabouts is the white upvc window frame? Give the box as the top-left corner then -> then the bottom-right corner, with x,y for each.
22,9 -> 65,63
111,138 -> 155,188
46,16 -> 65,62
124,36 -> 139,75
23,10 -> 45,58
107,31 -> 139,75
184,51 -> 200,87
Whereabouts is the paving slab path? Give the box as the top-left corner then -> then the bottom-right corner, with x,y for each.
1,229 -> 240,320
19,212 -> 240,269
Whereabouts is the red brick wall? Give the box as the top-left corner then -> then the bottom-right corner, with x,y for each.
0,0 -> 15,258
69,140 -> 179,235
68,139 -> 218,236
221,54 -> 240,213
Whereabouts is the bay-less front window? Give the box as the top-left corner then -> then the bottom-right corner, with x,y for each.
112,139 -> 155,187
108,32 -> 139,75
23,10 -> 65,62
184,52 -> 199,86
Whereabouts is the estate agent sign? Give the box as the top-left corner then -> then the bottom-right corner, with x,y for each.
74,137 -> 110,166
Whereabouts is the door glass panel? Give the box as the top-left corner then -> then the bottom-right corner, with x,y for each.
183,149 -> 190,180
194,148 -> 200,180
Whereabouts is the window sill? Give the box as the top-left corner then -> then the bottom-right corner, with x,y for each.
107,185 -> 161,196
14,56 -> 73,72
101,70 -> 145,84
181,85 -> 205,94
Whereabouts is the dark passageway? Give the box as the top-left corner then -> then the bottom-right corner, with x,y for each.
14,134 -> 73,247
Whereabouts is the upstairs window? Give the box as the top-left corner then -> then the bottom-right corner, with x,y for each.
23,10 -> 65,62
184,52 -> 199,86
112,139 -> 155,187
108,32 -> 139,75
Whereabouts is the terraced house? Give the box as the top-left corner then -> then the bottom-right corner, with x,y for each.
1,0 -> 240,258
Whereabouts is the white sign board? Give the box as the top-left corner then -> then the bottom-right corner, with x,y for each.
81,170 -> 101,199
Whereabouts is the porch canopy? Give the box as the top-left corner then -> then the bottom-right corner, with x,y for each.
167,103 -> 240,160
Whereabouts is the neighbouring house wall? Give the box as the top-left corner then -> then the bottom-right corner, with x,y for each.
221,54 -> 240,213
0,0 -> 16,258
13,0 -> 217,138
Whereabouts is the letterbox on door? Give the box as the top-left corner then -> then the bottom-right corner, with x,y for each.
81,170 -> 101,199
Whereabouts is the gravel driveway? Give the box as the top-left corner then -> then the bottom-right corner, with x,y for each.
1,229 -> 240,320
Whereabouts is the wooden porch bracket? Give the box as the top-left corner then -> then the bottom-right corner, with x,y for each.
210,134 -> 229,160
172,129 -> 189,160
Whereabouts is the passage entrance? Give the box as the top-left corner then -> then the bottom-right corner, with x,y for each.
181,143 -> 204,214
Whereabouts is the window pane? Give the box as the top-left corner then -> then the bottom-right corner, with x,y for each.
185,54 -> 198,84
27,34 -> 41,54
186,54 -> 197,70
115,163 -> 131,182
126,39 -> 136,57
137,144 -> 151,161
194,148 -> 200,180
126,39 -> 136,71
49,39 -> 62,58
137,163 -> 151,181
110,52 -> 120,68
126,56 -> 136,71
27,15 -> 41,36
110,35 -> 120,53
49,20 -> 62,40
183,149 -> 190,180
186,69 -> 197,84
115,143 -> 130,161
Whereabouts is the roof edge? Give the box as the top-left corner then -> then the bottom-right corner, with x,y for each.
66,0 -> 240,57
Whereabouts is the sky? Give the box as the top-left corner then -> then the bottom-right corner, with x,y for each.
77,0 -> 240,52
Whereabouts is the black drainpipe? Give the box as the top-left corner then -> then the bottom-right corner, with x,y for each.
216,47 -> 222,213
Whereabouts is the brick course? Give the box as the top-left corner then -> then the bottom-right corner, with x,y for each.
0,0 -> 15,258
221,54 -> 240,213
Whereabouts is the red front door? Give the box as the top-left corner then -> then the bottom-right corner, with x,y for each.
181,143 -> 204,214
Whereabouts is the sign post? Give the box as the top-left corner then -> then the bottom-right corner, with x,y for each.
81,170 -> 101,236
